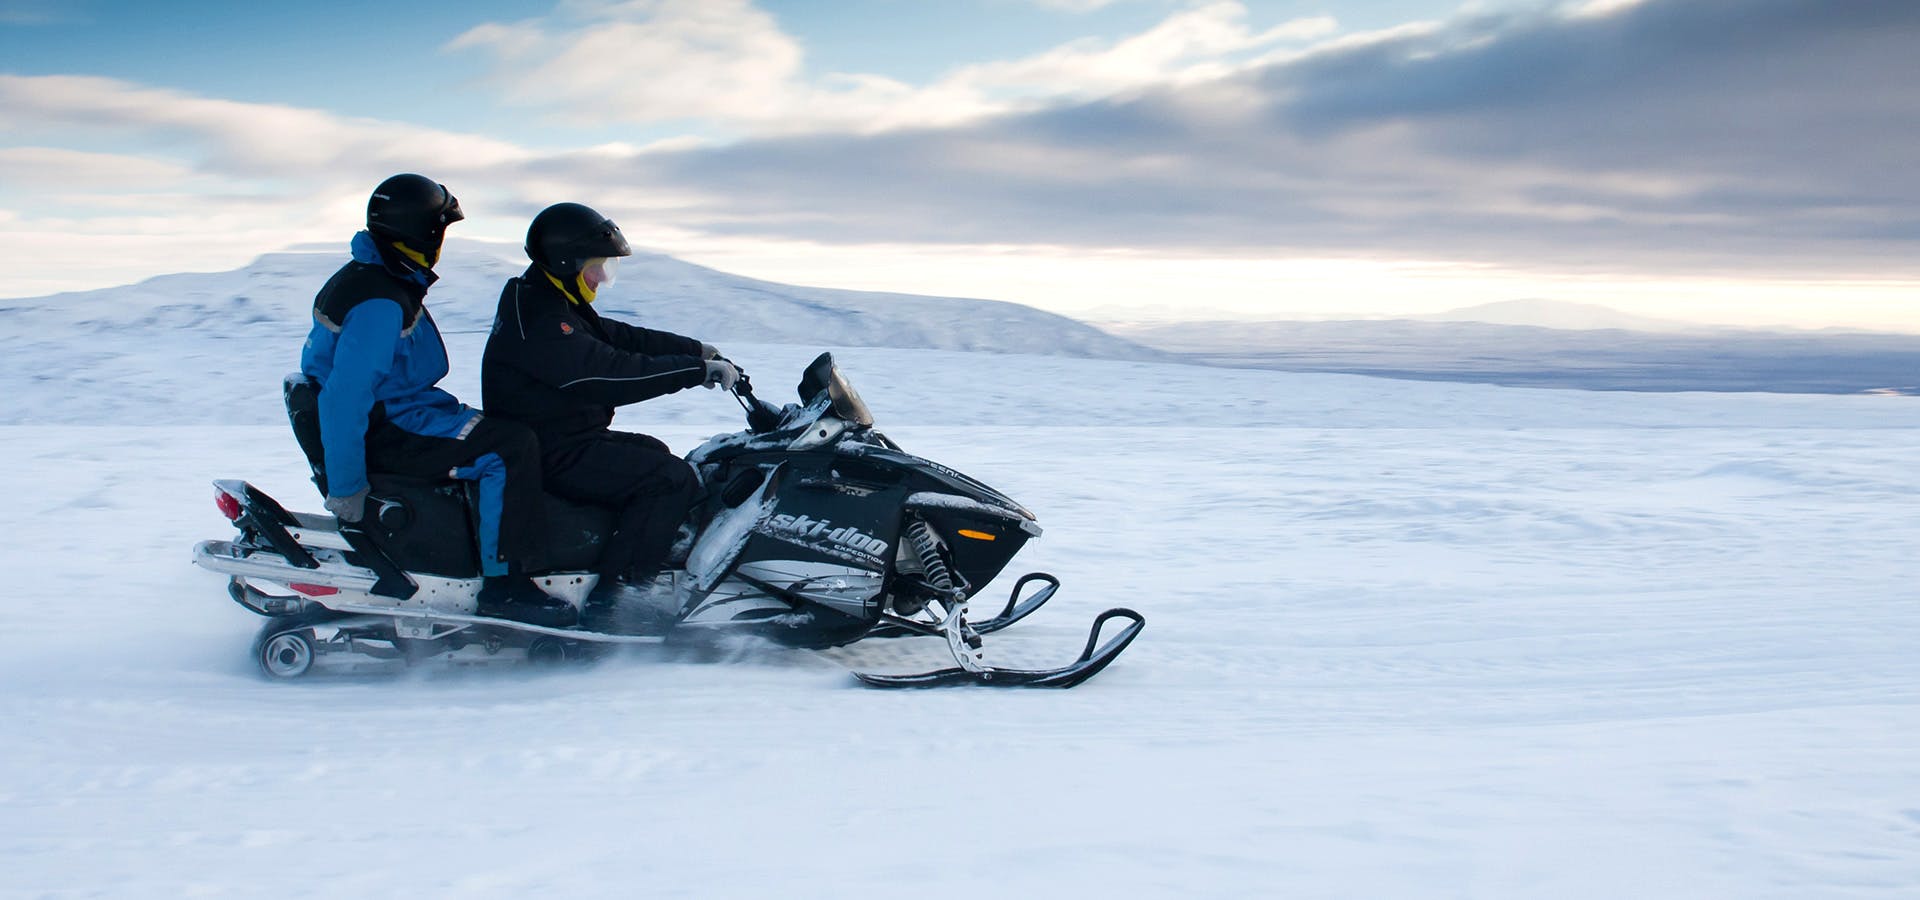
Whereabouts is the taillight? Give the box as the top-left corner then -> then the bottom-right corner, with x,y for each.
215,490 -> 243,521
288,583 -> 339,596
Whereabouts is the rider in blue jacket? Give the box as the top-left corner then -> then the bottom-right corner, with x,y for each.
300,174 -> 573,627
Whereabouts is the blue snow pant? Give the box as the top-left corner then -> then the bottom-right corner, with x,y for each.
365,414 -> 546,576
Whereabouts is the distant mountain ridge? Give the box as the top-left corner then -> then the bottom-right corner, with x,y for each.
1108,316 -> 1920,395
0,239 -> 1164,424
1411,299 -> 1707,333
9,249 -> 1914,413
8,238 -> 1157,360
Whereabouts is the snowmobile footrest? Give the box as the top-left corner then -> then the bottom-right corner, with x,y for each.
337,525 -> 418,600
854,607 -> 1143,689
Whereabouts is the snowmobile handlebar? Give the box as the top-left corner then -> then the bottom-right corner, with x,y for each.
720,358 -> 787,433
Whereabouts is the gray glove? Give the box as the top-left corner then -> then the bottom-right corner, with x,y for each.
704,359 -> 740,391
699,342 -> 723,360
325,487 -> 369,523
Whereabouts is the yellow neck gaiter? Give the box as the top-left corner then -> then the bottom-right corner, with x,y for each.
391,241 -> 436,269
545,270 -> 596,305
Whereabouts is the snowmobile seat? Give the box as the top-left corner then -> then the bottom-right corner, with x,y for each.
281,373 -> 613,576
282,373 -> 481,576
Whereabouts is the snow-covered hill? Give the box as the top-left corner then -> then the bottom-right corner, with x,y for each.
0,238 -> 1158,424
3,331 -> 1919,896
15,237 -> 1159,356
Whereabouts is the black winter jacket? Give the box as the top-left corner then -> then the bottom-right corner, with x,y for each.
481,268 -> 707,450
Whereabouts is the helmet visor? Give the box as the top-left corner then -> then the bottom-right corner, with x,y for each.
581,256 -> 619,291
439,186 -> 464,226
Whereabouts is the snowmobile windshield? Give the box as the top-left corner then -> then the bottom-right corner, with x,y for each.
797,352 -> 873,427
827,369 -> 873,427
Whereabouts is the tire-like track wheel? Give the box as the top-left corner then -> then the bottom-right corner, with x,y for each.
258,630 -> 316,679
527,637 -> 574,666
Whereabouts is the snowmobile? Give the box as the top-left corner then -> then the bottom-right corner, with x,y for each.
191,352 -> 1143,687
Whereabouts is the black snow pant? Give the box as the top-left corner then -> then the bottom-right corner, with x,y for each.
364,414 -> 548,575
542,431 -> 700,582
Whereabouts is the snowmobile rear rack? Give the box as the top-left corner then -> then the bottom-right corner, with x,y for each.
215,480 -> 319,570
213,479 -> 416,599
853,607 -> 1144,689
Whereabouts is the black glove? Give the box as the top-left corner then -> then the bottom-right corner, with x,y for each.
325,487 -> 369,523
704,359 -> 740,391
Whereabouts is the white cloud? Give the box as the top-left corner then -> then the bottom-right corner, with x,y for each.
0,147 -> 196,188
447,0 -> 1334,134
0,75 -> 537,178
448,0 -> 811,127
1568,0 -> 1653,19
941,4 -> 1336,99
0,75 -> 571,291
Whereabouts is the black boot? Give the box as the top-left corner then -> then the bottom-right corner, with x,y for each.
581,571 -> 677,635
476,576 -> 577,628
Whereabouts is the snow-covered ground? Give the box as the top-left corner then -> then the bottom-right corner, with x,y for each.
3,341 -> 1918,897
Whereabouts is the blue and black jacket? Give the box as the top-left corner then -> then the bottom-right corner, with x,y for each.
299,231 -> 476,498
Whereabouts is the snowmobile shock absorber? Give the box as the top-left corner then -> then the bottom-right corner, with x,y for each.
904,518 -> 987,668
905,518 -> 965,600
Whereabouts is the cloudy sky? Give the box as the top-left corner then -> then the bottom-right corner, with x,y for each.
3,0 -> 1916,330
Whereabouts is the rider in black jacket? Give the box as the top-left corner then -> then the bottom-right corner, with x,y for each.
481,203 -> 739,616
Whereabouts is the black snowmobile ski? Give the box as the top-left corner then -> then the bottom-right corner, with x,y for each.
865,572 -> 1059,639
853,607 -> 1143,689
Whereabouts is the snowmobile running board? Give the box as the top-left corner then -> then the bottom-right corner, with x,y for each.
853,608 -> 1144,689
320,602 -> 671,644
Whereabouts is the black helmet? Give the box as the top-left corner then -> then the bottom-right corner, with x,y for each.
525,202 -> 631,279
367,173 -> 463,257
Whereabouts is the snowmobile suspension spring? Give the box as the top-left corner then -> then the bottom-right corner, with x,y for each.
906,519 -> 956,591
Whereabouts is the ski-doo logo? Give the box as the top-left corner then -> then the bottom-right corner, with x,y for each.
763,513 -> 889,558
559,322 -> 574,335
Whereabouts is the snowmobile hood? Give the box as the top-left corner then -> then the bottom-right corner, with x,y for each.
847,445 -> 1034,521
